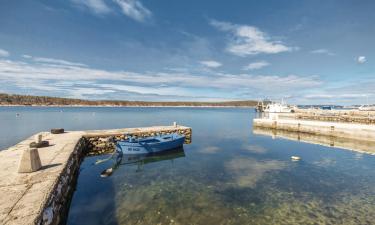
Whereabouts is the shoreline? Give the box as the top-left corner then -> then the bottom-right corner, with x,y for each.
0,104 -> 255,108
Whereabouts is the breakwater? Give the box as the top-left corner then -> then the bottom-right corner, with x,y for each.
253,112 -> 375,143
0,125 -> 191,225
292,109 -> 375,124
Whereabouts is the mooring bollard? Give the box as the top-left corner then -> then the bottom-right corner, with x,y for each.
51,128 -> 64,134
35,134 -> 42,144
173,122 -> 177,127
30,133 -> 49,148
18,148 -> 42,173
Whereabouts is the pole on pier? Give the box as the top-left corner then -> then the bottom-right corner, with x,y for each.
35,134 -> 42,144
18,148 -> 42,173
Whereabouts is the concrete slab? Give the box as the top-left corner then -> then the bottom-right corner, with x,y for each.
0,125 -> 192,225
0,131 -> 84,225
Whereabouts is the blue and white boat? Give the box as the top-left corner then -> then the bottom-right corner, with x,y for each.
116,133 -> 185,154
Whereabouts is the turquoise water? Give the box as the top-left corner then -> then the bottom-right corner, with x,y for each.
1,107 -> 374,224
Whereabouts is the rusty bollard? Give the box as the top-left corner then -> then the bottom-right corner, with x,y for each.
29,134 -> 49,148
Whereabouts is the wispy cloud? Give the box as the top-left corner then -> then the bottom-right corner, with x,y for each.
310,48 -> 335,56
243,61 -> 269,70
0,49 -> 9,57
200,60 -> 222,68
22,55 -> 87,67
71,0 -> 111,14
357,56 -> 366,64
0,56 -> 321,101
210,20 -> 294,56
113,0 -> 151,22
71,0 -> 151,22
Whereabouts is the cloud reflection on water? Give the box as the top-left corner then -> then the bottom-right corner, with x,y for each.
225,158 -> 286,188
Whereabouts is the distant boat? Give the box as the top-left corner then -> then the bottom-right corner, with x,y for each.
116,133 -> 185,154
359,105 -> 375,111
264,100 -> 295,113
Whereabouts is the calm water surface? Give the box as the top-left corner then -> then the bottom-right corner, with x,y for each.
1,107 -> 374,224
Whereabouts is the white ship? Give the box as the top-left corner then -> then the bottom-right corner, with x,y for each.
358,105 -> 375,111
264,100 -> 295,113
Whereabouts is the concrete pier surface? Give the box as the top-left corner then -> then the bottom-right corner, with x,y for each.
0,125 -> 191,225
253,116 -> 375,143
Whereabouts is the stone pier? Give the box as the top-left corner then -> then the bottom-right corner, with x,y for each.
253,116 -> 375,143
0,125 -> 191,225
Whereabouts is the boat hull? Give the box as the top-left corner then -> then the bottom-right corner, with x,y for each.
116,134 -> 185,155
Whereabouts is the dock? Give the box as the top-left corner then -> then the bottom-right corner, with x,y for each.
0,125 -> 191,225
253,110 -> 375,147
254,116 -> 375,142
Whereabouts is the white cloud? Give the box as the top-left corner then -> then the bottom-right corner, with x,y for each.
0,49 -> 10,57
304,93 -> 368,99
200,60 -> 222,68
357,56 -> 366,64
113,0 -> 151,22
243,61 -> 269,70
0,56 -> 321,101
22,55 -> 87,67
210,20 -> 294,56
310,49 -> 335,56
71,0 -> 111,14
71,0 -> 151,22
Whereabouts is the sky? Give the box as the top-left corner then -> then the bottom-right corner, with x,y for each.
0,0 -> 374,104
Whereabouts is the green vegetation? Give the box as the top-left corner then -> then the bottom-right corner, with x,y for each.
0,93 -> 257,107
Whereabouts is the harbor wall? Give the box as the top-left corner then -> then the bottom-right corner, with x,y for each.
253,117 -> 375,142
0,125 -> 191,225
85,126 -> 192,156
35,137 -> 87,225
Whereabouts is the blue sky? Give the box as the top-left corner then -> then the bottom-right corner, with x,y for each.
0,0 -> 374,104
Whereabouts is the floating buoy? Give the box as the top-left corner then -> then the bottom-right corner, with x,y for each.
100,168 -> 113,177
291,156 -> 301,161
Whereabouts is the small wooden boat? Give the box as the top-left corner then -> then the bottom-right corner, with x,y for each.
116,133 -> 185,154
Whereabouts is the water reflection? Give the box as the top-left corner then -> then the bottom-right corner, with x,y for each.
198,146 -> 220,154
253,126 -> 375,155
225,157 -> 286,188
241,144 -> 268,154
100,148 -> 186,177
66,109 -> 375,225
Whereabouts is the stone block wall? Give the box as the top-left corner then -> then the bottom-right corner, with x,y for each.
36,137 -> 87,225
85,128 -> 192,156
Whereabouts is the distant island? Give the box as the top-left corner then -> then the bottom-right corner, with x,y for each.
0,93 -> 257,107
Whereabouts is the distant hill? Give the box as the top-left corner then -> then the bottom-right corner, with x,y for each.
0,93 -> 257,107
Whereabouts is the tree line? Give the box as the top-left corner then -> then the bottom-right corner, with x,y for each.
0,93 -> 257,107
